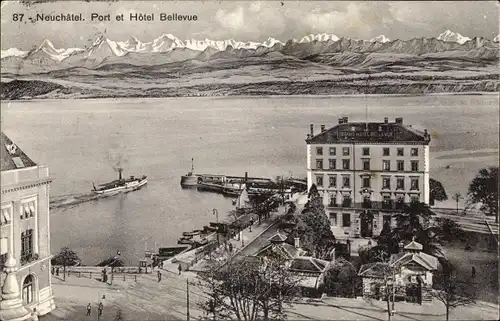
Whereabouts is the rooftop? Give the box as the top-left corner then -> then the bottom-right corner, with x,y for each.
1,132 -> 37,172
306,117 -> 431,144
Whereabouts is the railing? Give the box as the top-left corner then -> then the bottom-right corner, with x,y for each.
65,270 -> 138,282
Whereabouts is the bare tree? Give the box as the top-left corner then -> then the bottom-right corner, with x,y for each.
431,271 -> 476,321
51,247 -> 80,281
198,255 -> 301,321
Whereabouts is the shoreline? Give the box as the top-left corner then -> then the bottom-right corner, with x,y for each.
1,91 -> 498,103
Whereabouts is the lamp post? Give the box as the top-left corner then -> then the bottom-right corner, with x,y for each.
452,192 -> 463,216
186,279 -> 190,321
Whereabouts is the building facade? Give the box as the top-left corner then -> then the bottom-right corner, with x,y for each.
306,117 -> 431,238
1,132 -> 55,318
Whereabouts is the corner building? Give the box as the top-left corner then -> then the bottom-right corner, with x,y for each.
1,132 -> 55,318
306,117 -> 431,238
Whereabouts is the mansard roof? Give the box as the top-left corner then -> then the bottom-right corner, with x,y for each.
306,120 -> 431,145
1,132 -> 37,171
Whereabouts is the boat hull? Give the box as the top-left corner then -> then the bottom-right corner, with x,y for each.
197,182 -> 224,193
93,178 -> 147,195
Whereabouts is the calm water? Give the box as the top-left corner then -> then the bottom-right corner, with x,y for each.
1,95 -> 498,265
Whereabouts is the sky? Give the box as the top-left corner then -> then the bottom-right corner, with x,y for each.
1,0 -> 499,50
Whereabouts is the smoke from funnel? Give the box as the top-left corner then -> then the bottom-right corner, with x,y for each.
107,143 -> 129,173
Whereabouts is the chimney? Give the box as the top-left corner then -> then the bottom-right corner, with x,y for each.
321,125 -> 326,132
338,118 -> 343,124
118,168 -> 123,180
343,117 -> 348,123
307,134 -> 311,139
395,117 -> 403,124
294,237 -> 300,249
310,124 -> 314,136
384,117 -> 388,123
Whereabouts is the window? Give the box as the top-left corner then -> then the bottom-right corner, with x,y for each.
396,177 -> 405,190
362,196 -> 372,208
21,201 -> 36,220
397,148 -> 404,156
22,274 -> 34,305
342,159 -> 350,170
21,229 -> 33,263
410,178 -> 419,190
329,159 -> 336,170
383,148 -> 390,156
342,196 -> 352,208
411,148 -> 418,156
396,196 -> 405,209
329,213 -> 338,226
0,237 -> 8,266
316,159 -> 323,169
362,177 -> 371,188
1,207 -> 12,226
329,147 -> 336,156
316,176 -> 324,187
382,197 -> 393,210
342,147 -> 350,156
342,213 -> 351,227
382,177 -> 391,189
411,161 -> 419,172
362,147 -> 370,156
329,176 -> 337,188
382,160 -> 391,171
342,176 -> 350,188
411,195 -> 420,203
383,215 -> 392,227
316,147 -> 323,156
363,159 -> 370,171
330,196 -> 338,207
397,160 -> 405,171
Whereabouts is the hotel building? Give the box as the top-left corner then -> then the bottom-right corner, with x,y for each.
306,117 -> 431,238
1,132 -> 55,320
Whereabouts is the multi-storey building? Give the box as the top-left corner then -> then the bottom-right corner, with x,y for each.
1,132 -> 55,320
306,117 -> 431,238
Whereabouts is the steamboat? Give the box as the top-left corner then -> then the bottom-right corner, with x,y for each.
92,168 -> 147,195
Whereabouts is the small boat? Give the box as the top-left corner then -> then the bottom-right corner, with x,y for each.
180,158 -> 201,188
92,168 -> 147,195
222,180 -> 245,197
182,231 -> 201,237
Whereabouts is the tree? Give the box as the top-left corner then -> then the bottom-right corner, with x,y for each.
51,247 -> 80,281
324,257 -> 360,297
429,178 -> 448,206
198,255 -> 301,321
468,167 -> 499,223
295,185 -> 336,259
250,192 -> 279,224
435,217 -> 466,242
431,270 -> 476,321
364,263 -> 399,321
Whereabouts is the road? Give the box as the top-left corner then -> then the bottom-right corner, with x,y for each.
431,208 -> 498,235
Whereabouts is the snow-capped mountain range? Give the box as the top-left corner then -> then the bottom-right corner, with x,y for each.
2,30 -> 488,61
437,30 -> 471,44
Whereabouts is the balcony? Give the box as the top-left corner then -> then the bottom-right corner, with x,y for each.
20,253 -> 39,266
328,202 -> 339,208
382,201 -> 394,210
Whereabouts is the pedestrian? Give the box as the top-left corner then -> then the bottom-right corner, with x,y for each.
56,267 -> 60,276
178,264 -> 182,275
86,303 -> 91,316
160,261 -> 163,269
472,266 -> 476,278
249,217 -> 254,232
157,270 -> 162,283
228,242 -> 233,253
51,266 -> 55,275
98,302 -> 103,317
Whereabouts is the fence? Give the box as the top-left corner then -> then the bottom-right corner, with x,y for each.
65,270 -> 138,282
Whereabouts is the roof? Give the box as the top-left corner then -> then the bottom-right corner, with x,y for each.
358,262 -> 392,278
289,257 -> 329,273
390,252 -> 439,271
1,132 -> 37,171
306,120 -> 431,144
255,242 -> 305,260
404,240 -> 424,251
268,232 -> 287,243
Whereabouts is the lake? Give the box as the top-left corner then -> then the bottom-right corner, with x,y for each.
1,94 -> 498,265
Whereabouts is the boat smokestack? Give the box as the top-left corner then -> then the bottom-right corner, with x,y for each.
118,168 -> 123,180
245,172 -> 248,183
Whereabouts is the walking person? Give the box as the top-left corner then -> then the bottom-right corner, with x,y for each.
472,266 -> 476,279
51,266 -> 55,275
56,267 -> 60,276
86,303 -> 91,316
157,270 -> 162,283
178,264 -> 182,275
98,302 -> 103,317
249,217 -> 254,232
